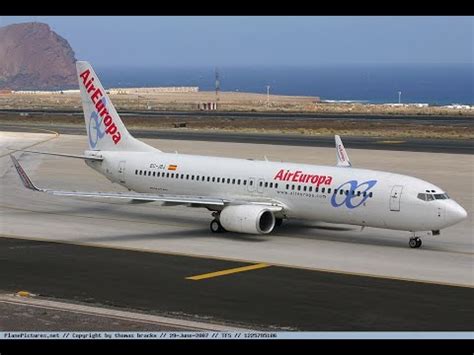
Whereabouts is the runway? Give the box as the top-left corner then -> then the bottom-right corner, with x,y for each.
2,108 -> 473,123
0,131 -> 473,330
1,123 -> 473,154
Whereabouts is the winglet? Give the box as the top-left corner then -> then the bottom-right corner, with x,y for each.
10,155 -> 41,191
335,135 -> 352,167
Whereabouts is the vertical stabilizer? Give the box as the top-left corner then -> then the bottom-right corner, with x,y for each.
76,61 -> 158,152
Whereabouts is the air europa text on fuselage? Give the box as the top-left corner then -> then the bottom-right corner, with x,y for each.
79,69 -> 122,144
274,169 -> 333,186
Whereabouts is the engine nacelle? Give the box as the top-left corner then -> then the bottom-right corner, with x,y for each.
219,205 -> 276,234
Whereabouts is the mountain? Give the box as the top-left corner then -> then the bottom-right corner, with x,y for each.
0,22 -> 77,90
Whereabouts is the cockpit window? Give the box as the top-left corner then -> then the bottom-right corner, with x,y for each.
417,193 -> 428,201
417,192 -> 449,201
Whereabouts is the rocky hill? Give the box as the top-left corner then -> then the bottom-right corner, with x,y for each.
0,22 -> 77,90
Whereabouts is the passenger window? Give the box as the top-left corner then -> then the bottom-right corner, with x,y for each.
315,187 -> 319,192
286,184 -> 289,190
363,192 -> 367,197
259,181 -> 263,187
345,190 -> 349,195
191,175 -> 194,180
309,186 -> 312,192
303,186 -> 307,191
135,170 -> 138,175
297,185 -> 301,191
322,187 -> 325,193
148,171 -> 151,176
328,188 -> 331,193
166,173 -> 169,178
212,177 -> 215,182
369,192 -> 373,198
264,182 -> 268,188
153,172 -> 156,177
357,191 -> 361,196
243,180 -> 247,185
217,177 -> 220,183
232,179 -> 236,184
227,178 -> 231,184
269,182 -> 273,188
139,170 -> 142,175
292,185 -> 295,190
238,179 -> 241,185
275,183 -> 278,188
351,190 -> 355,195
340,190 -> 344,195
250,180 -> 253,186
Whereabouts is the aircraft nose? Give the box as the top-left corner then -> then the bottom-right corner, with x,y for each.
447,202 -> 467,224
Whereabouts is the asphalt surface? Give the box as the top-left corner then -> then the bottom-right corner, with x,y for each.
1,123 -> 473,154
0,237 -> 472,331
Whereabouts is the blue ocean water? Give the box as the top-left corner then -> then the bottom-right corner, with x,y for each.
95,64 -> 473,105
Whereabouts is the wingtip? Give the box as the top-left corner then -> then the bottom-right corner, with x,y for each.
10,154 -> 40,191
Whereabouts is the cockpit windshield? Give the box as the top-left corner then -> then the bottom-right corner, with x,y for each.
417,193 -> 449,201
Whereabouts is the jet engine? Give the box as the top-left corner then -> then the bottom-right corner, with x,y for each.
219,205 -> 275,234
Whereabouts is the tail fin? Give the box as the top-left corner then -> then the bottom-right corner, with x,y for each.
76,61 -> 158,152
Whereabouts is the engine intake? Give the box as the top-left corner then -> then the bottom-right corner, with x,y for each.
219,205 -> 275,234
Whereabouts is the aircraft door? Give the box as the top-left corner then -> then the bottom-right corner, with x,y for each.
118,160 -> 126,184
389,185 -> 403,211
256,178 -> 265,193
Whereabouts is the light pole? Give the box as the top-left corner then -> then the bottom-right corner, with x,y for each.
398,91 -> 402,104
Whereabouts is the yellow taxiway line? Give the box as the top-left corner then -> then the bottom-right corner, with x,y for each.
186,263 -> 271,281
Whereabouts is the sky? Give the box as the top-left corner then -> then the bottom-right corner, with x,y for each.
1,16 -> 472,67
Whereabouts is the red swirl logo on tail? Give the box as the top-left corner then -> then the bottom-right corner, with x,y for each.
80,69 -> 122,145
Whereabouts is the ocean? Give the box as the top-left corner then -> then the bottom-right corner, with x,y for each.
95,64 -> 473,105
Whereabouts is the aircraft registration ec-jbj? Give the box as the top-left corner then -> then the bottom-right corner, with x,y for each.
10,61 -> 467,248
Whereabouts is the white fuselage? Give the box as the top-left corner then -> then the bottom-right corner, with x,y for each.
85,150 -> 466,233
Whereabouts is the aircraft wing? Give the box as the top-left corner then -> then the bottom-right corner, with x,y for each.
8,148 -> 103,161
335,135 -> 352,167
10,155 -> 284,210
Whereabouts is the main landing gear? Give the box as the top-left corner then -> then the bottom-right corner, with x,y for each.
210,212 -> 226,233
409,236 -> 422,249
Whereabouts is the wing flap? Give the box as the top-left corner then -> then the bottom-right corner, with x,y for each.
48,190 -> 225,206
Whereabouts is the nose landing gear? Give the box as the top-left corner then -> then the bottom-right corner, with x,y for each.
409,236 -> 422,248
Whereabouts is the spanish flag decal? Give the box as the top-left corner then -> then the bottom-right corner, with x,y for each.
168,164 -> 178,171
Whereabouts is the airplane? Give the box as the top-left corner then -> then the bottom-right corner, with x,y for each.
9,61 -> 467,249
